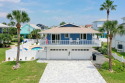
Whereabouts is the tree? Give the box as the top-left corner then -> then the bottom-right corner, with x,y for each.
2,22 -> 7,25
8,21 -> 16,27
100,0 -> 117,61
60,21 -> 66,26
0,34 -> 12,47
100,0 -> 117,20
100,21 -> 125,71
28,29 -> 41,43
7,10 -> 30,69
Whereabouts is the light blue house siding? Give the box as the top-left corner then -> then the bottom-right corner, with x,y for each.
20,24 -> 35,38
47,34 -> 92,40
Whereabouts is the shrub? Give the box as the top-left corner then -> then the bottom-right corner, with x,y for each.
101,60 -> 125,73
12,37 -> 24,42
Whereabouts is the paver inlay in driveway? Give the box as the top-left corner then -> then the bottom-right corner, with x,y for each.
39,60 -> 106,83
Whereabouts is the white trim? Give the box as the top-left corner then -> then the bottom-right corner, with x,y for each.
80,34 -> 87,40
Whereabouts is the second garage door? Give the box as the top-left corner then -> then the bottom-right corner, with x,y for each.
71,49 -> 91,59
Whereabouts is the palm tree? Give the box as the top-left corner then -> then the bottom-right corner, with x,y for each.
7,10 -> 30,69
100,0 -> 117,59
100,0 -> 117,20
30,29 -> 41,43
8,21 -> 16,27
100,21 -> 125,71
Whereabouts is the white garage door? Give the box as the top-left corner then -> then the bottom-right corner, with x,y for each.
50,49 -> 68,59
71,49 -> 91,59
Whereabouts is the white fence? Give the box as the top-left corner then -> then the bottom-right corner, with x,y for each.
6,50 -> 47,61
112,53 -> 125,62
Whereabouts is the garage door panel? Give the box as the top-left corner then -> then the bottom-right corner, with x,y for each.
50,49 -> 68,59
71,49 -> 91,59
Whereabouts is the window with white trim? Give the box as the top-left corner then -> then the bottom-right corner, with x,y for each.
80,34 -> 87,40
65,34 -> 69,38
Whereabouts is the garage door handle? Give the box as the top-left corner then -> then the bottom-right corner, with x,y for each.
69,52 -> 70,56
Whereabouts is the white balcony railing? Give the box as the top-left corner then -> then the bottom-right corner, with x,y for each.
40,39 -> 101,46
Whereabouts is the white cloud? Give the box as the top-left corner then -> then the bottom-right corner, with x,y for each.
0,12 -> 7,18
0,0 -> 21,3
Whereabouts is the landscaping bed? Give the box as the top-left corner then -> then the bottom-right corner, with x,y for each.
98,59 -> 125,83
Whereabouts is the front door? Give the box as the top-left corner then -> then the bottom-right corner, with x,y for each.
52,34 -> 60,44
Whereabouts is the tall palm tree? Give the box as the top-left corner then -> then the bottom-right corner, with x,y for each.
100,21 -> 125,71
100,0 -> 117,59
100,0 -> 117,20
7,10 -> 30,69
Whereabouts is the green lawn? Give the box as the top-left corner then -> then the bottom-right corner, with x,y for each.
0,48 -> 10,63
98,60 -> 125,83
0,61 -> 47,83
112,48 -> 125,58
0,48 -> 47,83
99,70 -> 125,83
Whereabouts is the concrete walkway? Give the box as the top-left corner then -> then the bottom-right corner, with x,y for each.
38,60 -> 106,83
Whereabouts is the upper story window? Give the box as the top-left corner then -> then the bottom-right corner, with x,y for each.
80,34 -> 87,40
65,34 -> 69,38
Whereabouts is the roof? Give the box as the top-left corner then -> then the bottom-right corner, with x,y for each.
39,26 -> 100,34
85,25 -> 92,28
0,23 -> 10,28
28,24 -> 41,29
60,23 -> 79,27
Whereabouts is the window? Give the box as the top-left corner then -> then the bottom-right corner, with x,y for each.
80,34 -> 87,40
65,34 -> 69,38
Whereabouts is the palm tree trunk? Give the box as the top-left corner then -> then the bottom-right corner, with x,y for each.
109,37 -> 113,72
16,28 -> 20,67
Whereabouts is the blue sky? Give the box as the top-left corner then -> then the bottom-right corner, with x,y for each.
0,0 -> 125,26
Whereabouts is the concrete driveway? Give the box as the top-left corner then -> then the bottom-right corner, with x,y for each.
38,60 -> 106,83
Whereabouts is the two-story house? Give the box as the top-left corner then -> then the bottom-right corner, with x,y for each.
112,17 -> 125,52
93,19 -> 108,42
39,24 -> 101,60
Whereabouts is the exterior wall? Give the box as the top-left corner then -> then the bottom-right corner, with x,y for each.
47,34 -> 51,40
93,21 -> 105,30
0,28 -> 2,33
46,34 -> 92,40
112,40 -> 125,52
20,24 -> 35,35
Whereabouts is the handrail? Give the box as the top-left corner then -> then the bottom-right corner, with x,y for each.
40,39 -> 101,46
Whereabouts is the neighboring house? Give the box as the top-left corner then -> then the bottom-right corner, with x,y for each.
36,24 -> 48,30
85,24 -> 92,28
39,24 -> 101,60
93,19 -> 107,42
20,24 -> 41,38
112,17 -> 125,52
0,23 -> 10,33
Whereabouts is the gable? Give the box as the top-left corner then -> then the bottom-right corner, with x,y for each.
20,24 -> 34,34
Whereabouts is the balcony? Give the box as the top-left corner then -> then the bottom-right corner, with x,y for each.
40,39 -> 101,47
